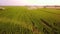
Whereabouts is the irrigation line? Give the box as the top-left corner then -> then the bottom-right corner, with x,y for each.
40,18 -> 53,28
40,18 -> 59,34
40,18 -> 58,30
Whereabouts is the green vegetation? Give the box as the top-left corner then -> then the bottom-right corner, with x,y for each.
0,6 -> 60,34
0,22 -> 33,34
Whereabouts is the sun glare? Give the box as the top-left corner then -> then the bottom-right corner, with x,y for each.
0,0 -> 60,6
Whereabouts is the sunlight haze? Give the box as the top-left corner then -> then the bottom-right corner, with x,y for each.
0,0 -> 60,6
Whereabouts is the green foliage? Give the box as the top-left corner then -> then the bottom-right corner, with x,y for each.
0,6 -> 60,34
0,22 -> 33,34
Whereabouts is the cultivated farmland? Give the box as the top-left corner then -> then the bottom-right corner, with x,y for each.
0,6 -> 60,34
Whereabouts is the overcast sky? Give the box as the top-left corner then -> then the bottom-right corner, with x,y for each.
0,0 -> 60,6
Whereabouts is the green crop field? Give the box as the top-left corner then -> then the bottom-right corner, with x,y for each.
0,6 -> 60,34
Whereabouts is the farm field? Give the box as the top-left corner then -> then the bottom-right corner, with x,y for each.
0,6 -> 60,34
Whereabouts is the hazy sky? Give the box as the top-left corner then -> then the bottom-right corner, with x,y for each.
0,0 -> 60,6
